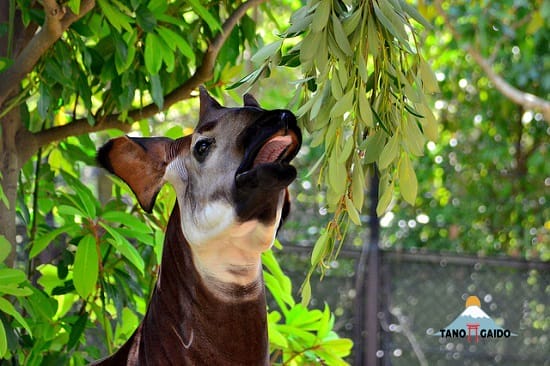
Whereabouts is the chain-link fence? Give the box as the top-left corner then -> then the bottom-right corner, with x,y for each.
274,245 -> 549,365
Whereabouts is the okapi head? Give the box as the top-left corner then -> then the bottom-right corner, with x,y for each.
94,87 -> 301,365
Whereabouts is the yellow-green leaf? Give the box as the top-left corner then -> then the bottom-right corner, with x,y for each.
362,131 -> 386,164
332,14 -> 353,56
417,103 -> 438,141
378,133 -> 399,169
398,154 -> 418,205
300,277 -> 312,306
419,59 -> 440,93
338,136 -> 355,163
376,181 -> 394,216
251,40 -> 282,64
345,197 -> 361,225
351,160 -> 365,210
312,0 -> 331,32
311,231 -> 329,266
358,90 -> 374,127
330,89 -> 353,118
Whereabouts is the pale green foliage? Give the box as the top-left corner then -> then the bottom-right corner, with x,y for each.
236,0 -> 438,283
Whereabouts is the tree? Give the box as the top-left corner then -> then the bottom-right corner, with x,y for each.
0,0 -> 267,264
381,0 -> 549,260
0,0 -> 439,363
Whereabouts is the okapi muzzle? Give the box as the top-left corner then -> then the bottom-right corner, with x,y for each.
93,87 -> 301,365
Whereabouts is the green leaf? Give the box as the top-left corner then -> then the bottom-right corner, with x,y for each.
73,234 -> 98,298
311,230 -> 329,266
251,40 -> 282,64
144,32 -> 163,74
300,277 -> 312,306
337,136 -> 355,164
400,0 -> 432,29
97,0 -> 133,32
419,58 -> 440,93
67,314 -> 88,351
0,268 -> 26,285
361,131 -> 386,164
417,103 -> 438,141
378,133 -> 399,169
376,181 -> 394,216
0,297 -> 32,335
317,304 -> 333,339
351,159 -> 365,210
61,171 -> 98,218
331,14 -> 353,56
330,89 -> 353,118
188,0 -> 221,31
0,236 -> 11,263
150,73 -> 164,109
67,0 -> 81,14
374,2 -> 413,53
156,27 -> 195,62
345,197 -> 361,225
102,211 -> 152,234
0,318 -> 6,358
398,154 -> 418,205
30,225 -> 79,259
312,0 -> 331,32
100,223 -> 145,275
136,5 -> 157,32
0,172 -> 9,209
358,90 -> 374,127
57,204 -> 86,217
268,321 -> 289,348
321,338 -> 353,356
0,285 -> 33,297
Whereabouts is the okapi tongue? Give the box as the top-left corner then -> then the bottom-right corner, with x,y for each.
253,135 -> 293,167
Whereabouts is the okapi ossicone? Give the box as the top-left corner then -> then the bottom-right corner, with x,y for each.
93,87 -> 302,365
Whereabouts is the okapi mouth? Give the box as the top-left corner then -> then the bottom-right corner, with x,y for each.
235,111 -> 301,180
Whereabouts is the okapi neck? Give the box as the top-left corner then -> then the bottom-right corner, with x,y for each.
139,203 -> 270,365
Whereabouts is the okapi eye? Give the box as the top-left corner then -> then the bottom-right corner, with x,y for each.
193,138 -> 214,162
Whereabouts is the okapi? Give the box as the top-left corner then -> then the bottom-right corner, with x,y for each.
93,87 -> 302,365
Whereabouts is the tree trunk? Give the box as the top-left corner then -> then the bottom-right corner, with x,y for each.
0,107 -> 23,267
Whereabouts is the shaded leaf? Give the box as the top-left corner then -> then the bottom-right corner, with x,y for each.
0,297 -> 32,335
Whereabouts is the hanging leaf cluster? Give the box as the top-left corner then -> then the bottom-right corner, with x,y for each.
235,0 -> 439,281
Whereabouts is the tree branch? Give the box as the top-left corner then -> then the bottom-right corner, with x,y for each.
434,1 -> 550,122
467,49 -> 550,121
19,117 -> 131,163
0,0 -> 96,108
27,0 -> 267,156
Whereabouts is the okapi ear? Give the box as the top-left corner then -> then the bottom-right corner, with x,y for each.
199,86 -> 222,120
243,93 -> 261,108
97,136 -> 174,213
